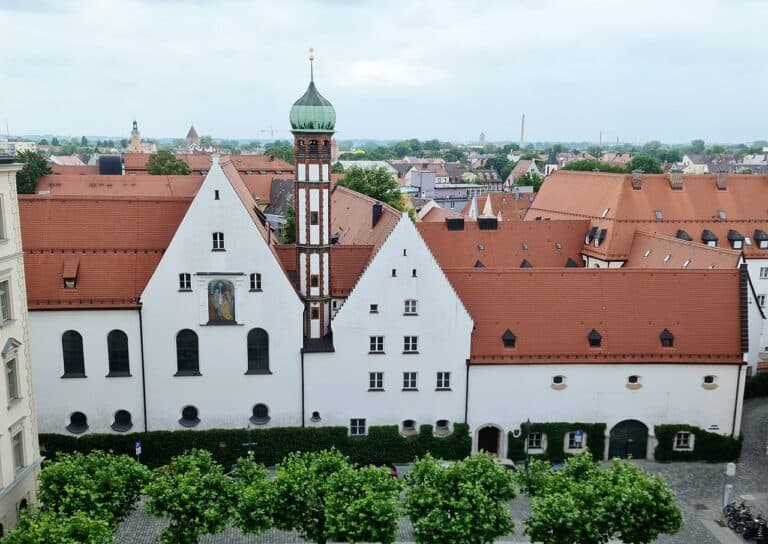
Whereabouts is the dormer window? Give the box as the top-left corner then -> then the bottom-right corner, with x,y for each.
587,329 -> 602,348
502,330 -> 516,348
594,229 -> 607,247
754,230 -> 768,249
728,229 -> 744,250
63,258 -> 79,289
676,229 -> 692,242
660,328 -> 674,348
702,230 -> 718,247
585,226 -> 598,244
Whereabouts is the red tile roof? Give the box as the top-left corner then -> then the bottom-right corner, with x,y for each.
460,192 -> 536,221
273,244 -> 373,297
123,153 -> 294,174
50,165 -> 99,175
36,175 -> 204,197
625,231 -> 741,269
420,205 -> 461,222
20,196 -> 191,309
445,268 -> 743,364
528,171 -> 768,259
331,185 -> 401,250
418,220 -> 589,269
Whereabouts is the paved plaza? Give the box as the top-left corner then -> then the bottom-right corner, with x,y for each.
116,399 -> 768,543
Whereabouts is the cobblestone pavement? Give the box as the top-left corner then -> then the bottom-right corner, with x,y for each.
116,399 -> 768,543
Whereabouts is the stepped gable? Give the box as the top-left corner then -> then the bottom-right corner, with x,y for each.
19,195 -> 191,309
444,268 -> 743,364
528,170 -> 768,259
418,219 -> 588,268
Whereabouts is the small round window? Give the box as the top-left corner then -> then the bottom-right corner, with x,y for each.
553,375 -> 565,385
402,419 -> 416,431
436,419 -> 449,430
179,405 -> 200,428
111,410 -> 133,432
250,403 -> 270,425
310,410 -> 321,422
704,375 -> 715,384
628,375 -> 640,384
66,411 -> 88,434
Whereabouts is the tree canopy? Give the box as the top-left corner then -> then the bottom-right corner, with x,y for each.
4,510 -> 114,544
338,166 -> 404,211
517,171 -> 543,191
405,453 -> 516,544
145,150 -> 192,175
264,140 -> 294,163
14,150 -> 51,194
625,154 -> 663,174
690,139 -> 706,153
561,158 -> 625,174
520,452 -> 682,544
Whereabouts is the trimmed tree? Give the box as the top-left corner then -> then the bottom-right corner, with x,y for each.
144,449 -> 234,544
625,154 -> 663,174
522,452 -> 682,544
14,150 -> 51,194
272,449 -> 401,544
5,510 -> 114,544
231,455 -> 275,536
37,450 -> 150,527
145,150 -> 192,175
562,158 -> 626,173
405,453 -> 516,544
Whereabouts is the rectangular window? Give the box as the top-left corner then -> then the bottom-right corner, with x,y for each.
6,359 -> 18,402
212,232 -> 225,250
310,211 -> 319,225
350,418 -> 366,436
369,336 -> 384,353
369,371 -> 383,390
12,430 -> 23,472
527,432 -> 543,449
369,304 -> 378,313
179,273 -> 191,290
758,295 -> 766,308
436,371 -> 451,390
403,371 -> 417,390
403,336 -> 418,353
761,267 -> 768,279
310,307 -> 320,319
250,273 -> 262,291
0,280 -> 10,321
310,275 -> 319,288
675,431 -> 692,450
568,431 -> 584,450
0,196 -> 5,240
404,299 -> 417,315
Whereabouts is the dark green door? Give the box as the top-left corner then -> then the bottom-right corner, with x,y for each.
608,420 -> 648,459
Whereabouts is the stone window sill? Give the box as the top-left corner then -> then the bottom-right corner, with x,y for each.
249,416 -> 270,425
368,351 -> 385,355
111,423 -> 133,433
402,388 -> 418,392
178,418 -> 200,428
626,383 -> 642,390
435,387 -> 452,392
174,370 -> 202,377
211,248 -> 226,252
368,388 -> 384,392
403,313 -> 418,316
249,288 -> 263,292
61,373 -> 87,379
178,288 -> 192,292
106,371 -> 132,378
402,351 -> 419,355
245,369 -> 272,375
702,383 -> 718,390
6,397 -> 22,410
551,383 -> 567,390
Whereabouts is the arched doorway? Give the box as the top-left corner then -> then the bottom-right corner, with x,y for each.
609,420 -> 648,459
477,426 -> 501,456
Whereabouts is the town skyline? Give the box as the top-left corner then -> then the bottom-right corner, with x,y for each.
2,0 -> 768,142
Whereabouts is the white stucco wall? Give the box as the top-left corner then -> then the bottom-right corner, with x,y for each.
305,216 -> 473,433
745,257 -> 768,373
28,309 -> 144,434
140,159 -> 304,431
468,363 -> 743,459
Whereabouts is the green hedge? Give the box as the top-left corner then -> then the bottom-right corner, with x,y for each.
39,423 -> 471,468
654,425 -> 742,462
745,372 -> 768,398
507,422 -> 606,462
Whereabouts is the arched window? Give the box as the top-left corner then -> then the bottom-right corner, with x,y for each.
176,330 -> 200,376
66,411 -> 88,434
309,139 -> 319,156
62,330 -> 85,378
246,328 -> 270,374
111,410 -> 133,432
107,330 -> 130,376
179,405 -> 199,427
250,403 -> 270,425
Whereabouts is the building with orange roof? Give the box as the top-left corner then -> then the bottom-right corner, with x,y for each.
527,169 -> 768,372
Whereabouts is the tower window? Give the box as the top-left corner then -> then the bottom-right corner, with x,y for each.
412,269 -> 417,277
310,275 -> 319,288
310,212 -> 319,225
310,307 -> 320,320
392,269 -> 397,277
309,140 -> 319,155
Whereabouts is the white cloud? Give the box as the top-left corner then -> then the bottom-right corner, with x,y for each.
336,59 -> 446,88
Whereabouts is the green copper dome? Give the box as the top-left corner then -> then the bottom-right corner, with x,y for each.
289,80 -> 336,132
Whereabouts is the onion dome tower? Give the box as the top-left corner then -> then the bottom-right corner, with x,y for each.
291,49 -> 335,348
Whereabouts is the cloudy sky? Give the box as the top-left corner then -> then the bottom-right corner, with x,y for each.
1,0 -> 767,143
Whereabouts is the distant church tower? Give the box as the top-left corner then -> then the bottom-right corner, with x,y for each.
479,132 -> 486,146
186,124 -> 201,152
289,49 -> 336,347
129,120 -> 141,153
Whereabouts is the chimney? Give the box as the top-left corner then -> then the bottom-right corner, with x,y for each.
668,167 -> 683,190
372,201 -> 383,228
631,169 -> 643,190
716,169 -> 728,191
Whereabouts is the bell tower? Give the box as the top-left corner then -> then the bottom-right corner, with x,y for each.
129,120 -> 141,153
289,49 -> 336,346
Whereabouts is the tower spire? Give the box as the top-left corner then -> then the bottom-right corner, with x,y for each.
309,47 -> 315,82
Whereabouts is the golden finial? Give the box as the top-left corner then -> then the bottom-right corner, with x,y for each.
309,47 -> 315,81
309,47 -> 315,62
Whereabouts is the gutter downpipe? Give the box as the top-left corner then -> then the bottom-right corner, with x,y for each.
138,306 -> 149,433
464,359 -> 470,424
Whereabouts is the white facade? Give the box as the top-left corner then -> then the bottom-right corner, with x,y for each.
0,161 -> 41,534
140,158 -> 305,430
29,310 -> 143,434
468,363 -> 746,459
305,216 -> 473,432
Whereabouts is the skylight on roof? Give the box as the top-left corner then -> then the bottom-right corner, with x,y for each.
643,249 -> 652,258
745,236 -> 752,246
718,209 -> 726,220
601,208 -> 610,218
522,243 -> 528,251
663,254 -> 671,263
682,260 -> 691,268
654,209 -> 663,221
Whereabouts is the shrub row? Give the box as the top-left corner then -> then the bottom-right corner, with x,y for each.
654,425 -> 742,462
40,423 -> 471,468
507,422 -> 606,462
744,372 -> 768,398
